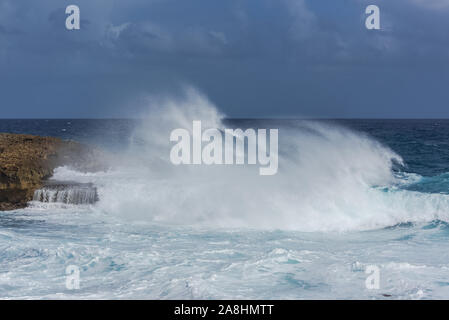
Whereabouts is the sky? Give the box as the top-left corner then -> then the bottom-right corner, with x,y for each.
0,0 -> 449,118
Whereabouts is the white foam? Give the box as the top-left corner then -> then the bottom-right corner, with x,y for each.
50,88 -> 449,231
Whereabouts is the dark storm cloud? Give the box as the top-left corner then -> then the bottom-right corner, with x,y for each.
0,24 -> 23,35
0,0 -> 449,118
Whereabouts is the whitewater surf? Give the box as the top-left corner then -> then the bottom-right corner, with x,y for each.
2,92 -> 449,299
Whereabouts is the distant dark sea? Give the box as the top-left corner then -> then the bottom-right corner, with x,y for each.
1,118 -> 449,176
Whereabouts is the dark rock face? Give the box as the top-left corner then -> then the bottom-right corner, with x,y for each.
0,133 -> 105,210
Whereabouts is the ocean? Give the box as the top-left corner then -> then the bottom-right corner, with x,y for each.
1,116 -> 449,299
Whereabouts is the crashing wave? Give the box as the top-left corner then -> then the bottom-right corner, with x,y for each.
48,88 -> 449,231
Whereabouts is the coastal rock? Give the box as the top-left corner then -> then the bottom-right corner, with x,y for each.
0,133 -> 105,210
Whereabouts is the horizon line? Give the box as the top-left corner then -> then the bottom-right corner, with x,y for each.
1,117 -> 449,121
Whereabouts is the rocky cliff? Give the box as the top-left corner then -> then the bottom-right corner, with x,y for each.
0,133 -> 105,210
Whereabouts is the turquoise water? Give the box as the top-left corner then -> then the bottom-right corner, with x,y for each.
2,118 -> 449,299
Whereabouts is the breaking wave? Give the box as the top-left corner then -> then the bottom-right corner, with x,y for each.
50,88 -> 449,231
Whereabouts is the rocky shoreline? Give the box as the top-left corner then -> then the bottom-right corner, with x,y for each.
0,133 -> 105,210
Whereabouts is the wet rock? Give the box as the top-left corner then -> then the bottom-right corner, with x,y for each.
0,133 -> 106,210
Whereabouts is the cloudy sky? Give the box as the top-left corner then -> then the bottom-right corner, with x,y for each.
0,0 -> 449,118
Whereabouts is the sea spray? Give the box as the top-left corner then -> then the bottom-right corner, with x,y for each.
45,88 -> 449,231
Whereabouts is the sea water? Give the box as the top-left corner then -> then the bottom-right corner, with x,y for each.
2,102 -> 449,299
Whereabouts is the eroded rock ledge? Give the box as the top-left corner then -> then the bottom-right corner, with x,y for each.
0,133 -> 105,210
